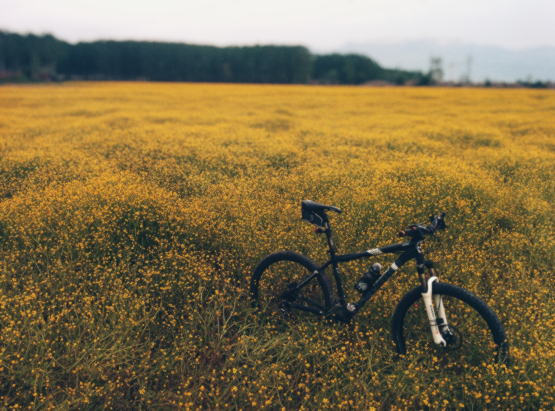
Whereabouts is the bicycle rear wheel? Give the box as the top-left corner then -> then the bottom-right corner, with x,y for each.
391,282 -> 509,364
250,251 -> 333,321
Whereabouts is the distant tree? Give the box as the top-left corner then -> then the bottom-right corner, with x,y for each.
429,57 -> 444,84
0,31 -> 69,80
380,68 -> 423,85
394,74 -> 407,85
57,41 -> 312,83
417,73 -> 432,86
517,79 -> 548,89
1,30 -> 422,85
312,53 -> 383,84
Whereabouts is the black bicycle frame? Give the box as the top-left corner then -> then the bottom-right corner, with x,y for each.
289,214 -> 437,314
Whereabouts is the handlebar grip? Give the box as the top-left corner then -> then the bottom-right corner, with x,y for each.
398,230 -> 407,237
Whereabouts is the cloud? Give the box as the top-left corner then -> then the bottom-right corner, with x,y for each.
2,0 -> 554,49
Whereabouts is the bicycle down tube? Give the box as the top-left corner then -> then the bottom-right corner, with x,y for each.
293,240 -> 424,313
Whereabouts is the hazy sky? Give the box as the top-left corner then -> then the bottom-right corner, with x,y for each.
2,0 -> 554,51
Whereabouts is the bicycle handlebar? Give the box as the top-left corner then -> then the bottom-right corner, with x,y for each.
398,211 -> 446,238
398,228 -> 414,237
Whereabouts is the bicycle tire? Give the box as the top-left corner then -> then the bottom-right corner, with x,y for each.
391,282 -> 509,364
250,251 -> 334,319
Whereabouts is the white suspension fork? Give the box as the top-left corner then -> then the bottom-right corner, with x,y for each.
421,276 -> 447,346
434,292 -> 450,334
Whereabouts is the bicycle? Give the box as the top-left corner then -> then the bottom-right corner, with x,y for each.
250,200 -> 509,363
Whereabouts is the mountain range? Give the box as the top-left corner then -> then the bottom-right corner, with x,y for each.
337,41 -> 555,83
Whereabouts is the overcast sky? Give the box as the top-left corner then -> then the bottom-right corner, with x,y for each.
2,0 -> 554,51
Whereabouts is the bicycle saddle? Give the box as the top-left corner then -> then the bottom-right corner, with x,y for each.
301,200 -> 342,214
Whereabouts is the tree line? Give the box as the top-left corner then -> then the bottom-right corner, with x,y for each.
0,30 -> 423,85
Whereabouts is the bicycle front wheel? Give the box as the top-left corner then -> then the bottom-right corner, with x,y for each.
250,251 -> 333,321
391,282 -> 509,364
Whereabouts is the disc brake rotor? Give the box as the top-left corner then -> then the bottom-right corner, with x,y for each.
441,324 -> 463,351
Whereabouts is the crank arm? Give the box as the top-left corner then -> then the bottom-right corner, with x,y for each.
421,276 -> 447,346
299,297 -> 325,311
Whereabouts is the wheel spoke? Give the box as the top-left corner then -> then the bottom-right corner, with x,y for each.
251,253 -> 331,322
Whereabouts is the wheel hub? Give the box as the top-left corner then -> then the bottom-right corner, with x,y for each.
440,324 -> 463,351
277,282 -> 301,312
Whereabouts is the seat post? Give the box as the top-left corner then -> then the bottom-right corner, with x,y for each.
323,214 -> 336,257
324,215 -> 347,303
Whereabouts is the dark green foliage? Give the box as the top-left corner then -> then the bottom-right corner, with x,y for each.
1,29 -> 425,85
0,31 -> 69,81
57,41 -> 313,83
380,68 -> 425,85
517,80 -> 549,89
417,73 -> 433,86
1,30 -> 312,84
312,53 -> 383,84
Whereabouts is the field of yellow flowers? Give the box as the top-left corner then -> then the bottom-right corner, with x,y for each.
1,82 -> 554,410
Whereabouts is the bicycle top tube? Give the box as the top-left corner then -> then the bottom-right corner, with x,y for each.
333,241 -> 415,263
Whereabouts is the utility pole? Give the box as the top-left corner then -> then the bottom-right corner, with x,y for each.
429,57 -> 444,84
461,56 -> 472,84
